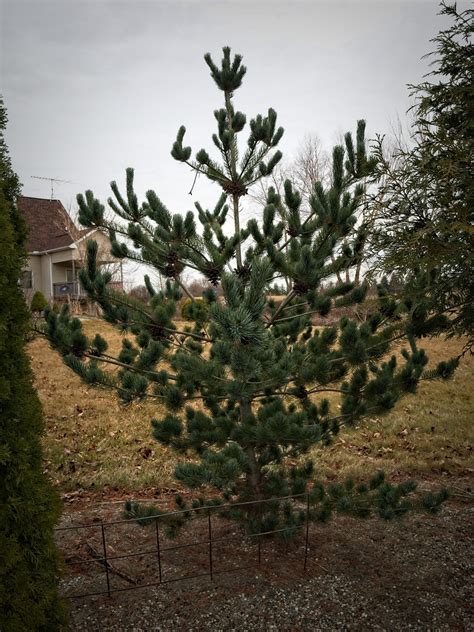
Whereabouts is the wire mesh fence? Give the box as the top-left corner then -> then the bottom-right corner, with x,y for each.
56,493 -> 313,599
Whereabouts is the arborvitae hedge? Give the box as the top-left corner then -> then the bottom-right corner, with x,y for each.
0,99 -> 65,631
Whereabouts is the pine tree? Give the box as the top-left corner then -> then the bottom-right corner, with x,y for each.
0,98 -> 65,630
44,48 -> 455,532
371,2 -> 473,351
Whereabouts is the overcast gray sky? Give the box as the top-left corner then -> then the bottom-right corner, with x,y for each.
0,0 -> 458,277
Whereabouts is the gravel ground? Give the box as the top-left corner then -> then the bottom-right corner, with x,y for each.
63,496 -> 473,631
69,575 -> 472,631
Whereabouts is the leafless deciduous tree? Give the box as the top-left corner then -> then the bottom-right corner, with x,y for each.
250,133 -> 330,216
250,130 -> 384,293
291,134 -> 331,203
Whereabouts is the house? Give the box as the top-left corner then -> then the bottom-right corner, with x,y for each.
17,196 -> 123,302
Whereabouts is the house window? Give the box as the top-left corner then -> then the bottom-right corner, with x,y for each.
21,270 -> 33,289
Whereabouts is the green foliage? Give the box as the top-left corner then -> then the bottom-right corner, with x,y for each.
0,99 -> 65,631
45,47 -> 455,535
308,471 -> 448,521
372,2 -> 474,350
181,298 -> 209,322
125,469 -> 447,540
30,291 -> 48,313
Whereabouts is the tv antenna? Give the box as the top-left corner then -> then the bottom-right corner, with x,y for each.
31,176 -> 71,200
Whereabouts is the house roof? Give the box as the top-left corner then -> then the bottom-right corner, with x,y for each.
17,196 -> 93,252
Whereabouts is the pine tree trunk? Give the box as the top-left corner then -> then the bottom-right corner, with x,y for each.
240,399 -> 261,499
232,193 -> 242,267
245,446 -> 261,497
224,90 -> 243,268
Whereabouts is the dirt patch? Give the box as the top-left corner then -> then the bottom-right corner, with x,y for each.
59,478 -> 473,631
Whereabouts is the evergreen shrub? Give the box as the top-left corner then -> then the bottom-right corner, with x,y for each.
181,297 -> 209,322
30,291 -> 48,313
0,98 -> 65,631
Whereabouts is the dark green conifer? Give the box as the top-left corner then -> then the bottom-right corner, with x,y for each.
0,98 -> 65,630
371,2 -> 473,349
45,49 -> 455,532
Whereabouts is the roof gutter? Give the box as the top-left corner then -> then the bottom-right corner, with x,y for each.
29,244 -> 76,255
73,228 -> 99,245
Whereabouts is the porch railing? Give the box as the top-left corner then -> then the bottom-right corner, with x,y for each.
53,281 -> 123,298
53,282 -> 87,298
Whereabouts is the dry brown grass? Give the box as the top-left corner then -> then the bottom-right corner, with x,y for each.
31,319 -> 175,493
310,336 -> 473,480
29,319 -> 473,493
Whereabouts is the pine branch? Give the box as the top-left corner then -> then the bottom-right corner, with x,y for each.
266,290 -> 296,327
175,276 -> 195,301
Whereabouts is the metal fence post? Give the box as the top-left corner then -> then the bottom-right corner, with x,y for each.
304,493 -> 310,571
155,518 -> 163,583
100,521 -> 111,596
207,508 -> 213,580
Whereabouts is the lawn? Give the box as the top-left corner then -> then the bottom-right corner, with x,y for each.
29,318 -> 473,494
